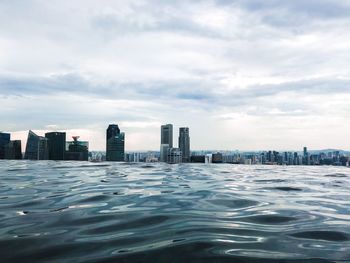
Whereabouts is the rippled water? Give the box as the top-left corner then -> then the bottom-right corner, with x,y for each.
0,161 -> 350,262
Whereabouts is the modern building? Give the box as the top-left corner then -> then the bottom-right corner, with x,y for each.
161,124 -> 173,148
24,130 -> 49,160
167,148 -> 182,164
179,127 -> 190,162
106,124 -> 125,161
65,136 -> 89,161
160,144 -> 170,162
160,124 -> 173,162
4,140 -> 22,159
0,132 -> 11,159
45,132 -> 66,160
303,146 -> 310,165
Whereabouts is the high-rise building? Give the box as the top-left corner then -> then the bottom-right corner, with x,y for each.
179,127 -> 190,162
65,136 -> 89,161
106,124 -> 125,161
303,146 -> 309,165
160,124 -> 173,162
24,130 -> 49,160
0,132 -> 11,159
303,147 -> 308,156
161,124 -> 173,148
4,140 -> 22,159
45,132 -> 66,160
160,144 -> 169,162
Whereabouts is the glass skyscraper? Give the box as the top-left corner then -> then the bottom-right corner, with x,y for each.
45,132 -> 66,160
106,124 -> 125,161
160,124 -> 173,162
161,124 -> 173,148
179,127 -> 190,162
24,130 -> 49,160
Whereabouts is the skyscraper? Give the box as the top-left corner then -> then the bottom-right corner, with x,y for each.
106,124 -> 125,161
45,132 -> 66,160
303,146 -> 309,165
0,132 -> 11,159
160,144 -> 169,162
161,124 -> 173,148
24,130 -> 49,160
179,127 -> 190,162
160,124 -> 173,162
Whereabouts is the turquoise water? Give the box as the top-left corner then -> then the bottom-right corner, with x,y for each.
0,161 -> 349,262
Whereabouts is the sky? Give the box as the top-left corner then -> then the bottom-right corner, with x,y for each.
1,0 -> 350,151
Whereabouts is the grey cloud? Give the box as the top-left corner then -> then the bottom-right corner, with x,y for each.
228,0 -> 350,18
0,73 -> 217,106
1,72 -> 349,117
214,0 -> 350,30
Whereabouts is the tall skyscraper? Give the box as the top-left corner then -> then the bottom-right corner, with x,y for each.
160,124 -> 173,162
0,132 -> 11,159
160,144 -> 170,162
106,124 -> 125,161
24,130 -> 49,160
179,127 -> 190,162
45,132 -> 66,160
161,124 -> 173,148
303,146 -> 309,165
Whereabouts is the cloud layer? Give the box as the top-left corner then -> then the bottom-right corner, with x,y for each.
1,0 -> 350,151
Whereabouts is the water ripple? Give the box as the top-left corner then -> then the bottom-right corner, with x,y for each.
0,161 -> 350,262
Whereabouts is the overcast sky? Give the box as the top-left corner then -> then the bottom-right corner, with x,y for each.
1,0 -> 350,151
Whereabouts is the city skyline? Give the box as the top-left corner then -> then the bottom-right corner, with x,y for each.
1,1 -> 350,151
2,127 -> 349,166
1,126 -> 350,154
1,127 -> 349,166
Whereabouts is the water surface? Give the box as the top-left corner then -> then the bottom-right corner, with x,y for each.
0,161 -> 349,262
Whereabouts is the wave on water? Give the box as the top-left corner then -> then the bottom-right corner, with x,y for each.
0,161 -> 349,262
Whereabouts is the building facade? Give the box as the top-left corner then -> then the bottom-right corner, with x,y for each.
167,148 -> 182,164
212,152 -> 223,163
106,124 -> 125,161
4,140 -> 22,159
191,155 -> 205,163
24,130 -> 49,160
160,124 -> 173,162
160,144 -> 169,162
161,124 -> 173,148
0,132 -> 11,159
45,132 -> 66,160
179,127 -> 190,162
65,136 -> 89,161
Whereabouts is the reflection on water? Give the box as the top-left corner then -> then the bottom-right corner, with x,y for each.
0,161 -> 349,262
